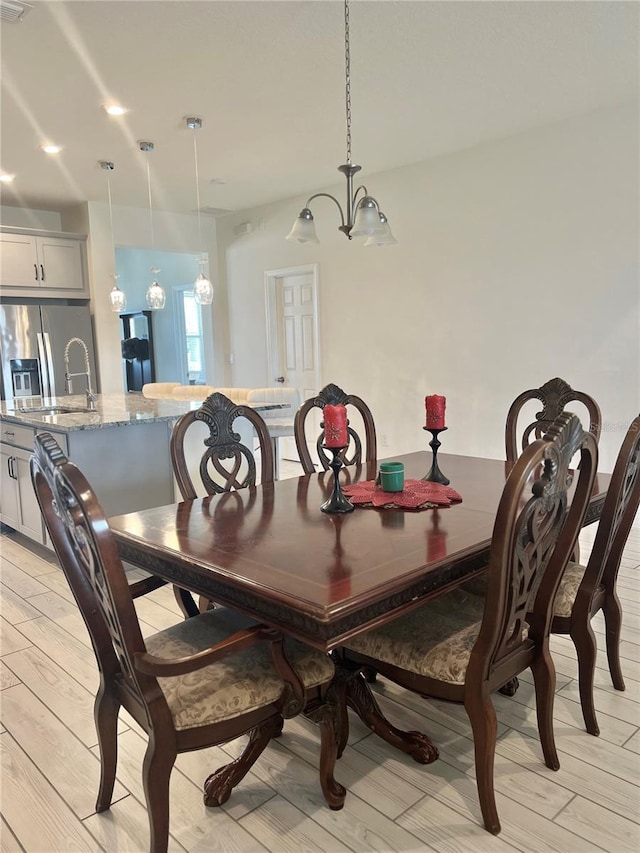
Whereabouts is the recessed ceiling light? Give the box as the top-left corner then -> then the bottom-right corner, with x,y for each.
103,103 -> 128,116
41,144 -> 62,155
0,173 -> 15,182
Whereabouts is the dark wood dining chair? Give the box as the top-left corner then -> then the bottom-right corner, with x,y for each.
551,413 -> 640,735
171,391 -> 275,499
30,432 -> 345,853
505,376 -> 601,462
336,413 -> 597,835
294,382 -> 377,474
170,391 -> 275,615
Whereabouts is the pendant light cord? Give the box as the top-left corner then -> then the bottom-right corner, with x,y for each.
106,169 -> 116,274
193,131 -> 203,254
344,0 -> 352,165
145,156 -> 155,253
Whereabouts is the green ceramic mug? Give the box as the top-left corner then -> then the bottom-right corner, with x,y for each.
379,461 -> 405,492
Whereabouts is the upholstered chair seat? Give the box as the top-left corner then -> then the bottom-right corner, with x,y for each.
345,587 -> 528,686
146,608 -> 334,730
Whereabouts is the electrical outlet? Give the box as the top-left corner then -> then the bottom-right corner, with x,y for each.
381,433 -> 389,447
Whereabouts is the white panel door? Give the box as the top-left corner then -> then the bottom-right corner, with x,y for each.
268,267 -> 320,462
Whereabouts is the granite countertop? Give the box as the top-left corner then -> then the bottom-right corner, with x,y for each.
0,393 -> 201,432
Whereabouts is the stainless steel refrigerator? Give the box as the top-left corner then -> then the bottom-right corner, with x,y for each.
0,302 -> 97,404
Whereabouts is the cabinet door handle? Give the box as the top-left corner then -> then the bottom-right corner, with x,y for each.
3,430 -> 15,438
8,456 -> 15,480
40,264 -> 45,282
34,263 -> 39,281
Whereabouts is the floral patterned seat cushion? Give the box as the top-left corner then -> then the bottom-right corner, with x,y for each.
553,561 -> 587,618
145,609 -> 334,731
345,588 -> 487,685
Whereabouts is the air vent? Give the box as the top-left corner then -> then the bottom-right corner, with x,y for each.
234,221 -> 253,236
0,0 -> 33,23
194,206 -> 233,217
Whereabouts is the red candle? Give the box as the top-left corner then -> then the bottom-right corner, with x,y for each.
425,395 -> 446,429
323,404 -> 348,447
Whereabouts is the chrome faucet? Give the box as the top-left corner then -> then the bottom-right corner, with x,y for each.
64,337 -> 97,410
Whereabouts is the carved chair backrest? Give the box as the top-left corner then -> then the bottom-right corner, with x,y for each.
579,414 -> 640,599
505,377 -> 601,462
294,382 -> 378,474
30,433 -> 160,713
170,392 -> 275,499
469,413 -> 597,687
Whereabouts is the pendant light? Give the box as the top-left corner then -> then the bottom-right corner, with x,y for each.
286,0 -> 395,245
185,116 -> 214,305
139,140 -> 166,310
100,160 -> 127,313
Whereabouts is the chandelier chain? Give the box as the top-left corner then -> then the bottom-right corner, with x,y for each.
344,0 -> 351,165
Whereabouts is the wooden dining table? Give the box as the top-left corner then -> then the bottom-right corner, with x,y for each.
110,450 -> 610,767
111,451 -> 608,650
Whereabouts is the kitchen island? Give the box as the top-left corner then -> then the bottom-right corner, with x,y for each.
0,392 -> 236,546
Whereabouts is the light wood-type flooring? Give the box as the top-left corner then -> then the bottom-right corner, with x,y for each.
1,518 -> 639,852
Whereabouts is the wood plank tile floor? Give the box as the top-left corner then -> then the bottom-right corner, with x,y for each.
1,524 -> 639,852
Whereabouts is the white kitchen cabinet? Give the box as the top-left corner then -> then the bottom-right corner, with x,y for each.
0,446 -> 20,531
0,227 -> 88,297
0,430 -> 45,544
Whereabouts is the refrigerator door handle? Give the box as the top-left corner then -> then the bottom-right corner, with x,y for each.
37,333 -> 51,398
43,333 -> 56,397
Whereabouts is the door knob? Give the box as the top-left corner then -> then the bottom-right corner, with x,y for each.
276,376 -> 285,383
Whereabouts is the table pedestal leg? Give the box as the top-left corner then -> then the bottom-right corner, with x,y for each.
204,716 -> 282,806
337,664 -> 439,764
304,693 -> 347,810
499,676 -> 520,696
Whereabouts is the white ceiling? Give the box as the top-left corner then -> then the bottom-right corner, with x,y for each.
1,0 -> 637,217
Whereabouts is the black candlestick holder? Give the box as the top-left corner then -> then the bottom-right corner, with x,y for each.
422,427 -> 450,485
321,446 -> 355,514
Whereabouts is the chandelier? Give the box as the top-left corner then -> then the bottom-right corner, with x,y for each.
286,0 -> 396,246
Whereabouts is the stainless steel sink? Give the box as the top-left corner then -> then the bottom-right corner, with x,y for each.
18,405 -> 91,415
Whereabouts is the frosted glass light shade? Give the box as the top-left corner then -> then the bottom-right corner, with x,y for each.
286,208 -> 319,244
146,280 -> 166,310
350,197 -> 386,237
194,273 -> 214,305
364,211 -> 397,246
109,284 -> 127,312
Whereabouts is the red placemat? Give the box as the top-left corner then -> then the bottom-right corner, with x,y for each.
342,479 -> 462,510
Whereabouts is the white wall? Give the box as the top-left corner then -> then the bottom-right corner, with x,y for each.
0,205 -> 62,230
217,102 -> 639,473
